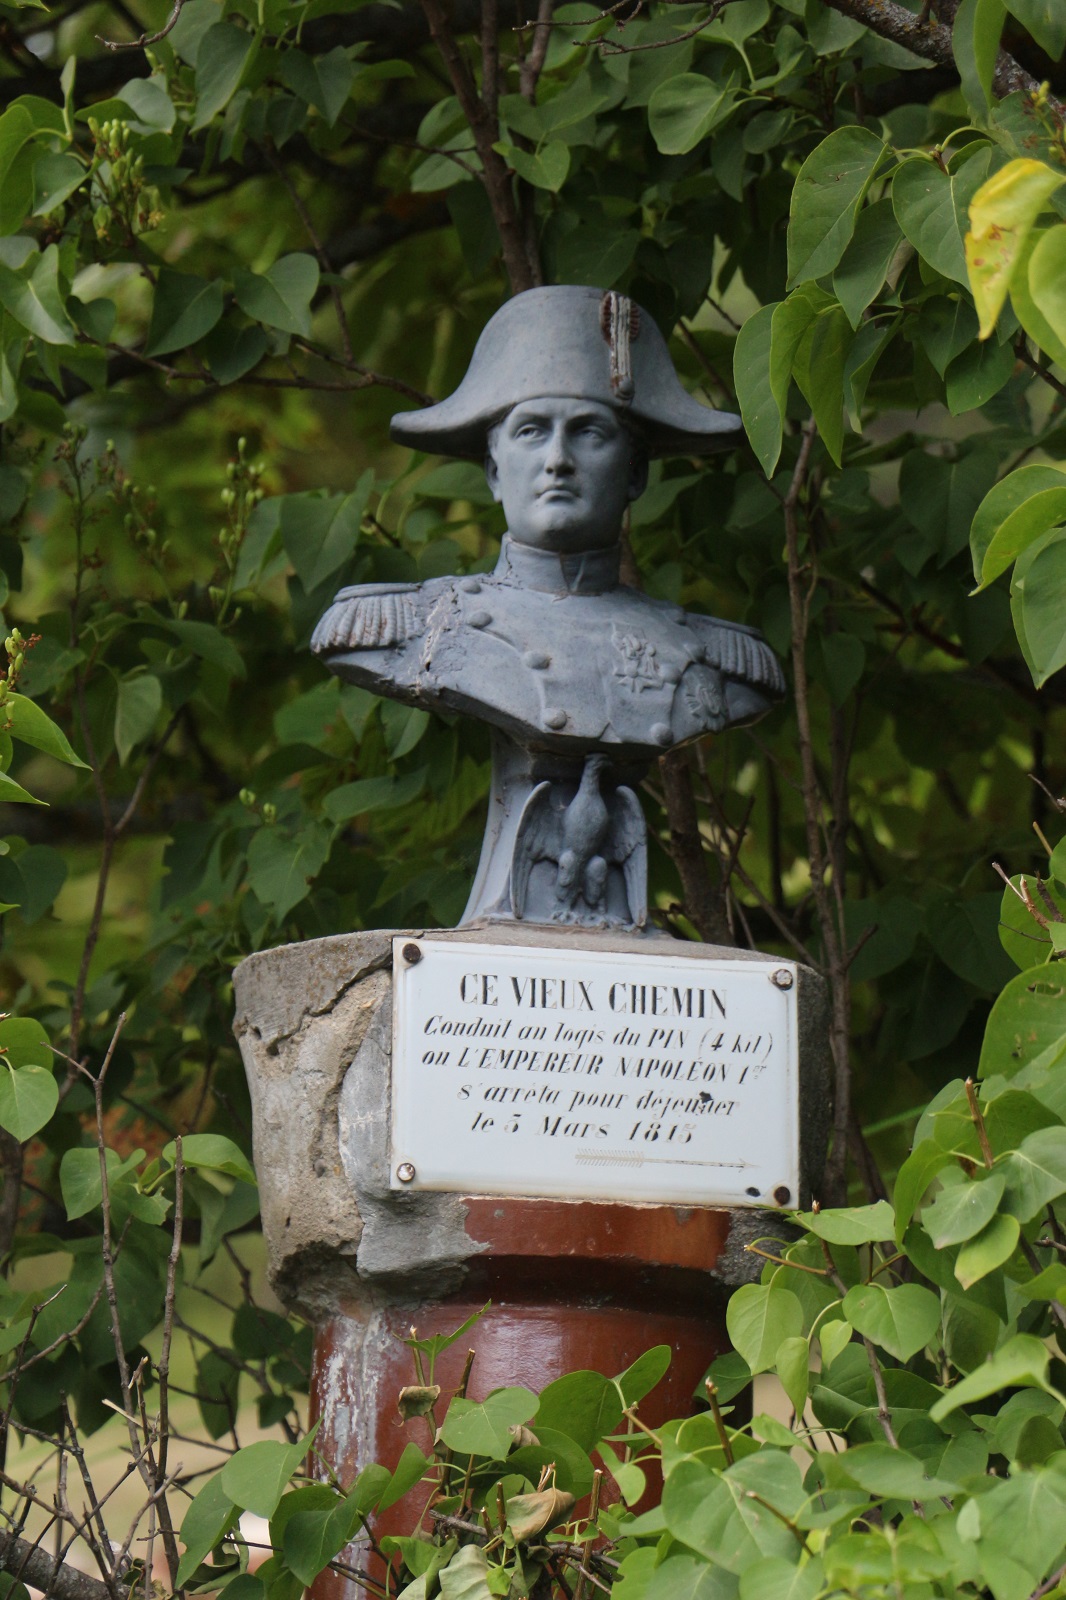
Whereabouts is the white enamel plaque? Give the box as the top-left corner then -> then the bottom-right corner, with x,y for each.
389,938 -> 800,1209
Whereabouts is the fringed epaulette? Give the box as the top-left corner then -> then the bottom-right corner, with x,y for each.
694,619 -> 786,697
311,584 -> 423,655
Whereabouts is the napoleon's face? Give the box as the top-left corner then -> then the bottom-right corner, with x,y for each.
485,397 -> 648,555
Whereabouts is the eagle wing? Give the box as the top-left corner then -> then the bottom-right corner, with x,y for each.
511,782 -> 564,919
605,785 -> 648,929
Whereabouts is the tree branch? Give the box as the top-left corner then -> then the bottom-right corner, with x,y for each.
818,0 -> 1065,115
0,1531 -> 121,1600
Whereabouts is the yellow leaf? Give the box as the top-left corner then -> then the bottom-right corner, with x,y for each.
964,158 -> 1065,339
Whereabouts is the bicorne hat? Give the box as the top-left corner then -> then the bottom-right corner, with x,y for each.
389,285 -> 741,460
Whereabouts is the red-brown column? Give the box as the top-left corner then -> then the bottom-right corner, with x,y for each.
308,1197 -> 735,1598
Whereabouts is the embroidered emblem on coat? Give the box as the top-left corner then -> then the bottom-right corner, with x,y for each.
612,625 -> 662,691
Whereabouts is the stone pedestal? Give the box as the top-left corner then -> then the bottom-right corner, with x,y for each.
233,927 -> 828,1594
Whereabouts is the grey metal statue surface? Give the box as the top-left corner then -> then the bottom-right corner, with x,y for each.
312,286 -> 785,933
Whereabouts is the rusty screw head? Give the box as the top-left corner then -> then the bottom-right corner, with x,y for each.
773,1185 -> 792,1206
771,968 -> 794,990
396,1162 -> 416,1183
402,942 -> 422,964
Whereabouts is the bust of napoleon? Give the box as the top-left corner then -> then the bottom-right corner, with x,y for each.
313,286 -> 784,933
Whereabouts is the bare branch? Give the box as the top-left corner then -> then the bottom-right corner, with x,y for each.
96,0 -> 186,50
818,0 -> 1065,116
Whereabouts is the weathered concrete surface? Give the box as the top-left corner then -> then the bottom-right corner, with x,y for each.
233,926 -> 828,1319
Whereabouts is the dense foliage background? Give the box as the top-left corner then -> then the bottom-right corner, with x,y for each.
3,0 -> 1066,1592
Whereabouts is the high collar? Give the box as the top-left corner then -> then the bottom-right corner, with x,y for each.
494,534 -> 621,595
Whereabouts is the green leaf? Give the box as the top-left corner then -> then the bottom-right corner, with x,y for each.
279,478 -> 371,590
234,254 -> 320,339
536,1370 -> 622,1452
835,1442 -> 958,1499
900,449 -> 999,565
922,1169 -> 1005,1246
793,303 -> 853,465
955,1211 -> 1020,1286
978,1467 -> 1066,1584
375,1442 -> 430,1512
194,22 -> 257,130
775,1335 -> 809,1417
893,150 -> 991,285
726,1283 -> 804,1375
818,1319 -> 852,1369
59,1145 -> 143,1220
1017,526 -> 1066,686
945,334 -> 1014,414
0,769 -> 46,806
203,320 -> 269,385
841,1281 -> 940,1361
739,1558 -> 823,1600
0,245 -> 76,345
786,125 -> 885,287
1024,227 -> 1066,361
647,75 -> 736,156
32,152 -> 87,216
0,1063 -> 57,1142
159,617 -> 246,679
440,1387 -> 537,1459
246,823 -> 331,921
965,158 -> 1064,336
220,1428 -> 318,1520
439,1545 -> 493,1600
978,965 -> 1066,1080
970,464 -> 1066,586
177,1473 -> 240,1588
163,1133 -> 256,1184
796,1200 -> 895,1244
1000,1126 -> 1066,1220
7,693 -> 87,766
733,303 -> 780,477
1011,227 -> 1066,365
283,1464 -> 392,1585
1004,0 -> 1066,56
278,46 -> 354,126
833,198 -> 904,327
930,1332 -> 1057,1421
976,480 -> 1066,590
0,1016 -> 51,1069
497,141 -> 569,192
616,1344 -> 671,1407
953,0 -> 1006,117
145,270 -> 225,358
998,872 -> 1066,969
114,672 -> 162,765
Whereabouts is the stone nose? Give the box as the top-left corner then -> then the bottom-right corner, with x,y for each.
543,425 -> 576,474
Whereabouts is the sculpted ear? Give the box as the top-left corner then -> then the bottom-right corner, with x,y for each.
484,447 -> 502,504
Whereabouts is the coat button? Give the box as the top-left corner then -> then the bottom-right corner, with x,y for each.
543,707 -> 567,729
524,650 -> 550,669
469,609 -> 492,628
460,578 -> 481,594
651,722 -> 672,745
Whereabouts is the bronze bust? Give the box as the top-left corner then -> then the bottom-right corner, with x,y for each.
312,287 -> 784,932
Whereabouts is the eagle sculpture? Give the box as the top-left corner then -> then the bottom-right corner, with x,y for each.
510,754 -> 647,930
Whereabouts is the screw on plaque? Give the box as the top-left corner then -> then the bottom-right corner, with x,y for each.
396,1162 -> 416,1183
402,942 -> 422,964
771,968 -> 794,990
773,1185 -> 792,1206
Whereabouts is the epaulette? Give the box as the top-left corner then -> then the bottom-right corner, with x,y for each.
691,616 -> 787,696
311,584 -> 423,655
